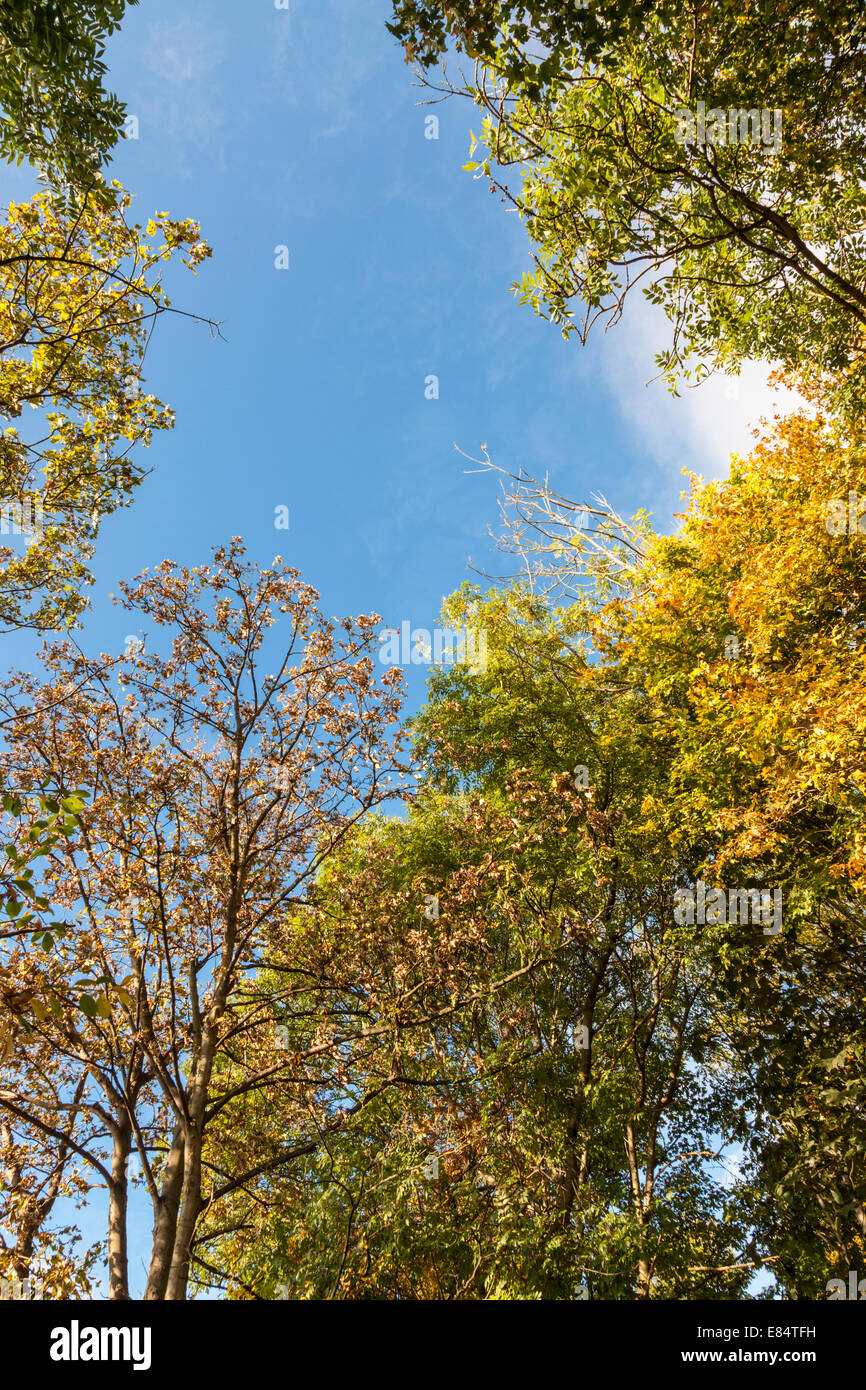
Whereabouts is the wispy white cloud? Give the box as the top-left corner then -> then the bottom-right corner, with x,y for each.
591,295 -> 803,484
118,17 -> 229,166
268,0 -> 396,141
143,18 -> 226,84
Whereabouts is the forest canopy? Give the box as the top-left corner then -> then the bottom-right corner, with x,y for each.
0,0 -> 864,1307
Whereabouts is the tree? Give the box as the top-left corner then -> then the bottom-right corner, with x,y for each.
454,381 -> 866,1296
615,385 -> 866,1294
389,1 -> 866,404
0,182 -> 212,633
0,1 -> 135,191
217,383 -> 865,1300
0,543 -> 411,1299
206,587 -> 757,1299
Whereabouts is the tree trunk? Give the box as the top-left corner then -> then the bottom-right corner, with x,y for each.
143,1125 -> 185,1300
107,1123 -> 131,1299
164,1117 -> 203,1301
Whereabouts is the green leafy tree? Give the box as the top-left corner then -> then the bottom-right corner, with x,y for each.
205,589 -> 757,1300
222,389 -> 866,1298
389,1 -> 866,404
0,1 -> 135,190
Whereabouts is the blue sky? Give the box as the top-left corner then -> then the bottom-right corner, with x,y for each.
2,0 -> 788,1296
3,0 -> 789,698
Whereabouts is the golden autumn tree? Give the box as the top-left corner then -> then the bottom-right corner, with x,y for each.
620,382 -> 866,1293
447,385 -> 866,1295
0,181 -> 212,634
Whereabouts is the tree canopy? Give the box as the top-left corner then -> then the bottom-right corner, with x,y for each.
0,1 -> 134,190
389,1 -> 866,403
0,183 -> 211,633
1,0 -> 864,1308
189,381 -> 866,1299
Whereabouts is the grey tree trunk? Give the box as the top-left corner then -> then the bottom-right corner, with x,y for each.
144,1126 -> 186,1300
107,1123 -> 132,1300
